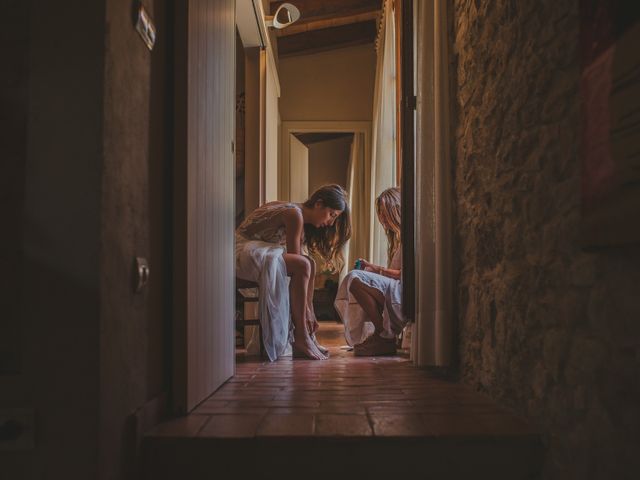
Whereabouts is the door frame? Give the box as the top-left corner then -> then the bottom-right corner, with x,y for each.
280,121 -> 372,201
397,0 -> 416,321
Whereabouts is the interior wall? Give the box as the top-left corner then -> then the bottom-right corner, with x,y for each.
0,0 -> 106,478
100,0 -> 169,478
308,136 -> 352,194
451,1 -> 640,477
1,0 -> 29,377
279,44 -> 376,122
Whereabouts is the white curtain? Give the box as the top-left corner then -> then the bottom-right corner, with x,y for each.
343,133 -> 371,281
411,0 -> 453,367
370,0 -> 397,267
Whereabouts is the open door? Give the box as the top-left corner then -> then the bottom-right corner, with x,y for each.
289,134 -> 309,202
172,0 -> 236,413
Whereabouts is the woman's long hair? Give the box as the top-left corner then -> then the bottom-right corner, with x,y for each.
376,187 -> 401,267
303,184 -> 351,272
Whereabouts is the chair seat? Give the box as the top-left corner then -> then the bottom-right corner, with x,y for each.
236,278 -> 259,304
236,278 -> 258,288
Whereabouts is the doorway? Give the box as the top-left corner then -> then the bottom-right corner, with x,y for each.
172,0 -> 454,416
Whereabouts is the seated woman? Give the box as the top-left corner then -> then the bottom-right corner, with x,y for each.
334,187 -> 404,356
235,184 -> 351,361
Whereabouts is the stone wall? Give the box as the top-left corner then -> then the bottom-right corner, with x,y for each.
450,1 -> 640,478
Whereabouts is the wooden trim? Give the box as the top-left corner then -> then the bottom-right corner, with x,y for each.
259,49 -> 267,205
237,0 -> 263,47
400,0 -> 415,321
276,9 -> 380,37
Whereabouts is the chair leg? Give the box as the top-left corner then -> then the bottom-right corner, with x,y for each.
235,289 -> 264,357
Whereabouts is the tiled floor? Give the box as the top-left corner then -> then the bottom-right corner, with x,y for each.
181,323 -> 536,437
144,323 -> 544,480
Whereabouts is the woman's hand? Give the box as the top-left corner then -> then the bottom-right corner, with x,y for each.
358,258 -> 380,273
308,316 -> 319,335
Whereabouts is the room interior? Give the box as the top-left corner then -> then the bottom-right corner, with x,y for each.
2,1 -> 639,479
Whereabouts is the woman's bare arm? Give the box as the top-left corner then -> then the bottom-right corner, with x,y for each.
359,259 -> 401,280
379,267 -> 401,280
282,207 -> 304,255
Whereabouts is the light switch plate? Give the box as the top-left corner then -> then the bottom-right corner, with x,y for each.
136,5 -> 156,51
135,256 -> 150,293
0,408 -> 35,450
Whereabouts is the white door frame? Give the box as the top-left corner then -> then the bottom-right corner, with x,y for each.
279,121 -> 372,201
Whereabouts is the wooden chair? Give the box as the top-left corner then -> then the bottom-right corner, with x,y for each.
235,278 -> 263,354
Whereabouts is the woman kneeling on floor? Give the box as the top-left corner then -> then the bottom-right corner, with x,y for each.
334,187 -> 406,356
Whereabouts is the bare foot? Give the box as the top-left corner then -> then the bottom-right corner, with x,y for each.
292,335 -> 328,360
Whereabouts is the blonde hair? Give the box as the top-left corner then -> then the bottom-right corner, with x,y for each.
303,184 -> 352,272
375,187 -> 401,267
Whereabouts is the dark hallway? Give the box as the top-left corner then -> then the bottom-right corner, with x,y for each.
1,1 -> 639,479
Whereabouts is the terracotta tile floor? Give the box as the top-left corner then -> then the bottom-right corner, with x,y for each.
144,323 -> 543,479
154,322 -> 539,438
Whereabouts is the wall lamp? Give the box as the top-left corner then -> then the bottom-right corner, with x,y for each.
265,2 -> 300,29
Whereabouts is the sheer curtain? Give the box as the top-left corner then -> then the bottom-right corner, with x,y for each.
343,133 -> 371,281
370,0 -> 397,266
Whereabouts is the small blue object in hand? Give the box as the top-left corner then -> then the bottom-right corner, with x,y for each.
354,259 -> 362,270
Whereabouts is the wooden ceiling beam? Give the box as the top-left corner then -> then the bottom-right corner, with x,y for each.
271,0 -> 381,19
276,8 -> 380,37
278,20 -> 377,57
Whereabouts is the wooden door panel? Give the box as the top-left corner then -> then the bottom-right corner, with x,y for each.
174,0 -> 235,413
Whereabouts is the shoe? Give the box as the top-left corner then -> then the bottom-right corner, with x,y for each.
354,335 -> 397,356
356,334 -> 381,348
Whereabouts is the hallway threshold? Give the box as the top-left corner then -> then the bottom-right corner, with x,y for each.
143,323 -> 544,479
